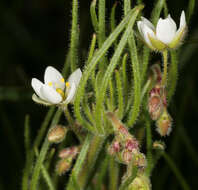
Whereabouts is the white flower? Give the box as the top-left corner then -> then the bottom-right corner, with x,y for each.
31,66 -> 82,105
137,11 -> 187,51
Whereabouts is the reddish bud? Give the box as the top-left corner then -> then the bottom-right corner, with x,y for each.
125,138 -> 139,152
148,95 -> 163,120
59,146 -> 79,159
108,140 -> 121,155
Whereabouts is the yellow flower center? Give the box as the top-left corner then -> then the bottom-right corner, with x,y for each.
66,82 -> 70,87
56,88 -> 65,99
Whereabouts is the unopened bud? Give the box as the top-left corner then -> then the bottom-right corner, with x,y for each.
59,146 -> 79,159
128,175 -> 151,190
56,158 -> 72,175
148,95 -> 163,120
122,149 -> 132,164
108,140 -> 121,155
153,141 -> 165,150
148,85 -> 165,120
48,125 -> 67,143
156,109 -> 172,136
133,150 -> 147,168
125,138 -> 139,152
106,112 -> 130,139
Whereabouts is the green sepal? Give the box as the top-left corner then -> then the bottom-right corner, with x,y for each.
168,26 -> 186,49
32,94 -> 53,106
148,34 -> 166,51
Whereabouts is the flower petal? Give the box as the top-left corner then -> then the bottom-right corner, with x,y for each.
179,10 -> 186,28
44,66 -> 65,90
67,68 -> 82,87
156,16 -> 177,44
137,21 -> 144,36
141,16 -> 155,31
40,85 -> 62,104
65,82 -> 77,104
31,78 -> 45,100
141,23 -> 156,49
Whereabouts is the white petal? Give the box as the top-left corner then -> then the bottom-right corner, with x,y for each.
156,16 -> 177,44
179,11 -> 186,28
40,85 -> 62,104
31,78 -> 45,100
141,23 -> 156,48
67,68 -> 82,87
137,21 -> 144,36
141,16 -> 155,31
65,82 -> 77,103
44,66 -> 65,90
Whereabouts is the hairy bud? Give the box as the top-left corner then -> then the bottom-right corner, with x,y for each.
48,125 -> 67,143
156,109 -> 172,136
148,85 -> 164,120
153,141 -> 166,150
59,146 -> 79,159
128,174 -> 151,190
56,158 -> 72,175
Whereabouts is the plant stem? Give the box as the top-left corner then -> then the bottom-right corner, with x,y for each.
145,119 -> 153,176
78,135 -> 105,189
66,133 -> 92,190
30,138 -> 50,190
70,0 -> 79,71
109,157 -> 119,190
30,109 -> 62,190
168,50 -> 178,103
127,32 -> 141,126
162,50 -> 168,86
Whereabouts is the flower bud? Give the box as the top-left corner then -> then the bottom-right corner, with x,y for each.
148,95 -> 163,120
153,141 -> 165,150
156,109 -> 172,136
108,140 -> 121,155
125,138 -> 139,152
56,158 -> 72,175
48,125 -> 67,143
128,175 -> 151,190
122,149 -> 132,164
59,146 -> 79,159
106,112 -> 130,139
132,150 -> 147,168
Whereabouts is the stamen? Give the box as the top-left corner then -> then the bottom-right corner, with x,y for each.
48,82 -> 53,86
60,78 -> 65,83
66,82 -> 70,87
56,88 -> 65,99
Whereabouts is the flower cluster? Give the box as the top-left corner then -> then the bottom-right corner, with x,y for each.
31,66 -> 82,106
107,112 -> 146,167
137,11 -> 187,51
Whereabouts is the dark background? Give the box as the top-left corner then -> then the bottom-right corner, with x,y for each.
0,0 -> 198,189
